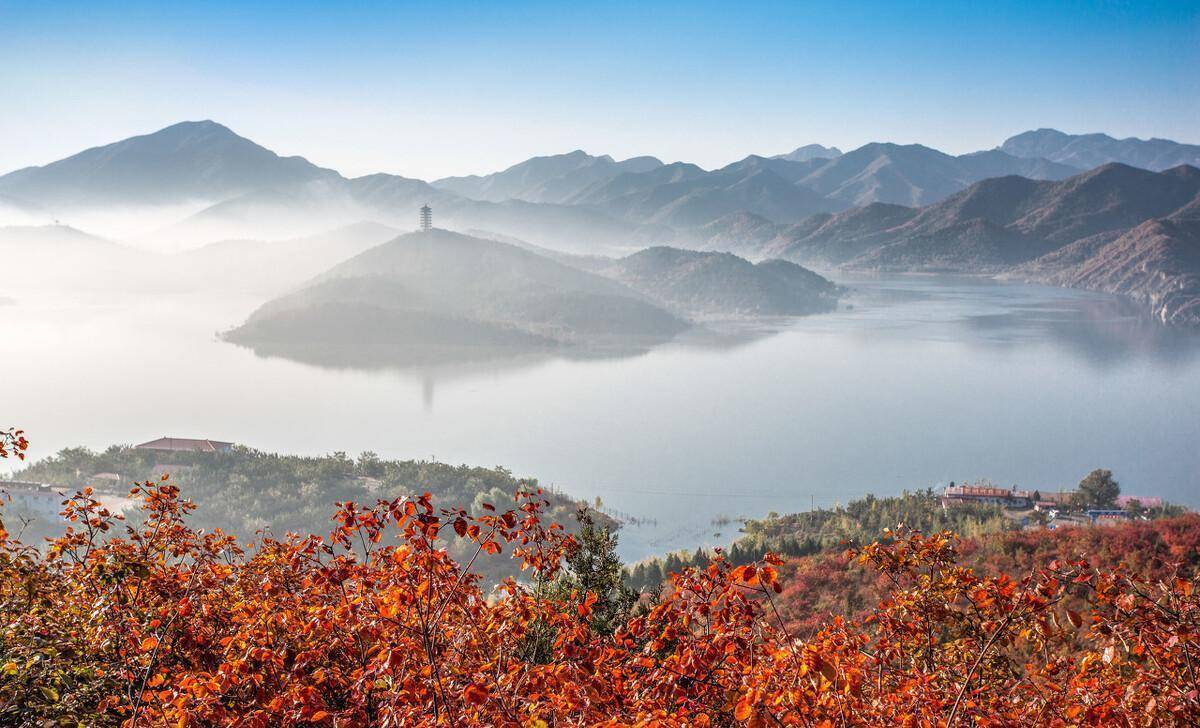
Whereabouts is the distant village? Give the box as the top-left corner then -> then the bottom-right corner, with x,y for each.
939,481 -> 1165,529
0,436 -> 232,522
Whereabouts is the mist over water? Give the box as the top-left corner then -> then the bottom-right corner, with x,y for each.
4,271 -> 1198,559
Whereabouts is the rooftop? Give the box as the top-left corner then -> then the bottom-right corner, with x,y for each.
134,437 -> 234,453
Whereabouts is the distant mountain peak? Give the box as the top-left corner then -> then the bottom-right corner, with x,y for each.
0,119 -> 338,208
432,149 -> 666,204
162,118 -> 228,131
1001,129 -> 1200,172
773,144 -> 842,163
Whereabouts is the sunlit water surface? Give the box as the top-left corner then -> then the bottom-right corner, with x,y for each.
3,274 -> 1199,559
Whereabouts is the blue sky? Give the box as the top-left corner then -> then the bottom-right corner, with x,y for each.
2,0 -> 1197,179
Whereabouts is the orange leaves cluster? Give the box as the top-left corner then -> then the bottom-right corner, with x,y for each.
0,427 -> 28,461
1,480 -> 1199,726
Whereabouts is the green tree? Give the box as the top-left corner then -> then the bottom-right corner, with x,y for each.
561,507 -> 637,636
1075,468 -> 1120,508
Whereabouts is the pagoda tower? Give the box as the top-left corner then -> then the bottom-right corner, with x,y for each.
419,204 -> 432,232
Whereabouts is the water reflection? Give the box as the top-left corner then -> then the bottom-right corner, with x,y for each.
229,317 -> 786,410
5,273 -> 1200,560
224,273 -> 1200,411
828,275 -> 1200,370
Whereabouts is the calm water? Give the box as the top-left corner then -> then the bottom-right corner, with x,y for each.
3,274 -> 1199,559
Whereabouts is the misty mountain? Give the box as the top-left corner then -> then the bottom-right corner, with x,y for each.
0,223 -> 118,254
772,144 -> 842,162
689,211 -> 791,258
794,143 -> 1079,207
155,165 -> 658,254
567,162 -> 707,205
568,161 -> 841,227
0,121 -> 340,209
9,119 -> 1194,269
597,246 -> 840,317
1001,129 -> 1200,172
432,151 -> 663,204
0,193 -> 47,226
767,163 -> 1200,272
0,224 -> 148,288
718,155 -> 831,184
169,221 -> 401,294
693,163 -> 1200,325
155,182 -> 369,248
555,144 -> 1073,229
0,122 -> 657,253
224,229 -> 688,366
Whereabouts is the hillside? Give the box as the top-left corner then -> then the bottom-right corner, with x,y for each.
224,229 -> 688,366
168,221 -> 401,294
626,487 -> 1193,634
0,224 -> 148,287
740,164 -> 1200,271
1022,218 -> 1200,326
775,512 -> 1200,635
599,246 -> 840,317
1002,128 -> 1200,171
9,443 -> 603,585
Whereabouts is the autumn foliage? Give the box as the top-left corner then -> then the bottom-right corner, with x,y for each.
2,469 -> 1199,725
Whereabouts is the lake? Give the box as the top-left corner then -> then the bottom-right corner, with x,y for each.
3,274 -> 1199,560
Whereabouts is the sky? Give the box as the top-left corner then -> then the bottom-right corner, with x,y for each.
1,0 -> 1198,180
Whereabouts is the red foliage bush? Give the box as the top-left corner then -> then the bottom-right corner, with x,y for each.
2,477 -> 1198,726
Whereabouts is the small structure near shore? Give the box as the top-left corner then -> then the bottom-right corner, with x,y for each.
0,480 -> 67,521
940,482 -> 1033,509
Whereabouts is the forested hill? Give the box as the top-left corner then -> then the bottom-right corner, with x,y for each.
224,229 -> 689,366
11,444 -> 601,583
774,513 -> 1200,634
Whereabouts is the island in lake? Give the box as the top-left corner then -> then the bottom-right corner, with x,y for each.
223,228 -> 842,367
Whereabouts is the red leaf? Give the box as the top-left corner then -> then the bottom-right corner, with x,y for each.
464,683 -> 489,705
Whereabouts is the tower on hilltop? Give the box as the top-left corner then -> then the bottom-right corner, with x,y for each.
419,204 -> 432,232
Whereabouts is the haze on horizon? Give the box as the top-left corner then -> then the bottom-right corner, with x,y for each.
2,0 -> 1198,181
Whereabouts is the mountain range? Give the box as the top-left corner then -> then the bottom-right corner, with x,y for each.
433,150 -> 663,204
4,121 -> 1194,253
3,120 -> 1199,325
1001,129 -> 1200,172
693,163 -> 1200,324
